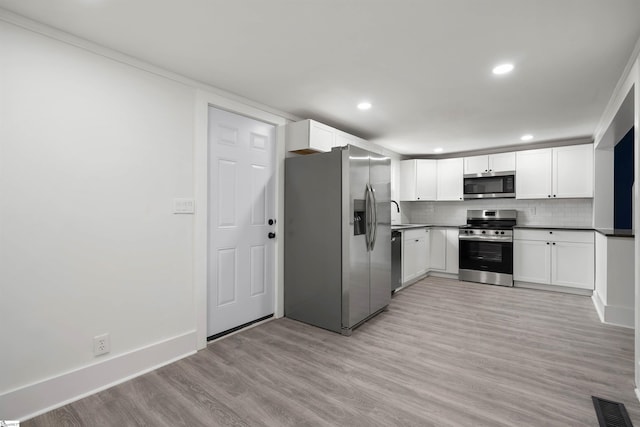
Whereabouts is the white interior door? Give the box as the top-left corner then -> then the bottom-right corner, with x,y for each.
207,106 -> 276,338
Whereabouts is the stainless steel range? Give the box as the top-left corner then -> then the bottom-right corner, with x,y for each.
458,209 -> 517,287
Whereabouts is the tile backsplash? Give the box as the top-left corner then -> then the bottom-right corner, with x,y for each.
400,198 -> 593,227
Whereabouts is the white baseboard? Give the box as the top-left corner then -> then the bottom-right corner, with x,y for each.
0,331 -> 197,422
592,291 -> 634,329
428,271 -> 459,280
514,281 -> 593,296
592,291 -> 606,323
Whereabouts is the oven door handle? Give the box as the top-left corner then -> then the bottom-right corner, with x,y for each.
458,235 -> 513,242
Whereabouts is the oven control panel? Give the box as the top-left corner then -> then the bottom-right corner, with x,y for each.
459,228 -> 512,236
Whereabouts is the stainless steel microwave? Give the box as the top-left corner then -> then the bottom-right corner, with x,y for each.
463,171 -> 515,199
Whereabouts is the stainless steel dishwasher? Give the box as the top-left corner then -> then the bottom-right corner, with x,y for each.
391,230 -> 402,292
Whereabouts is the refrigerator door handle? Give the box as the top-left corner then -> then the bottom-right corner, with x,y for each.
366,184 -> 374,252
370,185 -> 378,250
364,184 -> 371,251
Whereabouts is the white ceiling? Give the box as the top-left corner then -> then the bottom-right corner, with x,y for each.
1,0 -> 639,155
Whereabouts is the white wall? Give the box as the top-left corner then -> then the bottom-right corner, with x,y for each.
0,20 -> 197,419
594,233 -> 635,328
591,32 -> 639,393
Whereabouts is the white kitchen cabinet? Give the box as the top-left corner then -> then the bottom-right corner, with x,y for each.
286,119 -> 368,154
334,130 -> 367,148
552,241 -> 595,289
402,228 -> 430,283
516,145 -> 593,199
416,230 -> 430,276
400,159 -> 437,201
513,240 -> 551,284
515,149 -> 553,199
444,228 -> 459,274
553,145 -> 594,198
429,227 -> 447,270
428,227 -> 459,274
286,119 -> 335,153
464,155 -> 488,175
464,153 -> 516,174
436,158 -> 463,201
513,229 -> 594,290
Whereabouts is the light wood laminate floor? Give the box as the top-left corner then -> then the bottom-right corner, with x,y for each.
26,277 -> 639,426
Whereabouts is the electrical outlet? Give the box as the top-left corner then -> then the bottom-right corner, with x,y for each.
173,198 -> 195,214
93,333 -> 110,356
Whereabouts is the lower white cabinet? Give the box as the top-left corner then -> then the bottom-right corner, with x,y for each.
402,228 -> 430,283
402,227 -> 459,284
513,240 -> 551,284
429,227 -> 446,270
513,229 -> 594,290
444,228 -> 459,275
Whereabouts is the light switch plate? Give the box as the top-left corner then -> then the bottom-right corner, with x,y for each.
174,198 -> 195,214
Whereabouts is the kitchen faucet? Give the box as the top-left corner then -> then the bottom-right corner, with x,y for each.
391,200 -> 400,213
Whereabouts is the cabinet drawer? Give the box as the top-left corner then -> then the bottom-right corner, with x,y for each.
514,229 -> 594,243
550,230 -> 594,243
514,229 -> 549,241
403,227 -> 429,241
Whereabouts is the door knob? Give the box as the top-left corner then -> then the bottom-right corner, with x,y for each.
268,219 -> 276,225
268,232 -> 276,239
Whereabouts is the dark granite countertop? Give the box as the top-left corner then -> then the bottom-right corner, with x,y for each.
514,225 -> 594,231
391,224 -> 431,230
594,228 -> 635,238
391,224 -> 461,230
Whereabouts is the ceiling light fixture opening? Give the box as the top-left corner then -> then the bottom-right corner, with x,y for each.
357,102 -> 372,110
520,134 -> 533,141
492,63 -> 514,75
434,147 -> 444,153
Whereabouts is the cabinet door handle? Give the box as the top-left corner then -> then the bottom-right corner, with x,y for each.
546,242 -> 550,245
547,195 -> 551,198
553,195 -> 556,198
552,242 -> 556,245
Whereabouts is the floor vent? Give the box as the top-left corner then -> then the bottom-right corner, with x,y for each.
592,396 -> 633,427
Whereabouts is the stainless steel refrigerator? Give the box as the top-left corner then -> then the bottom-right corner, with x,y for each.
284,145 -> 391,335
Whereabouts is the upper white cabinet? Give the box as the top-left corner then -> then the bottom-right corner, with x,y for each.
334,131 -> 363,148
286,119 -> 334,153
464,153 -> 515,174
516,144 -> 593,199
515,149 -> 553,199
436,158 -> 464,201
286,119 -> 366,153
553,145 -> 594,198
400,159 -> 437,201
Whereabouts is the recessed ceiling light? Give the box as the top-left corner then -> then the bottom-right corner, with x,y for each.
357,102 -> 372,110
434,147 -> 444,153
492,63 -> 514,75
520,134 -> 533,141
